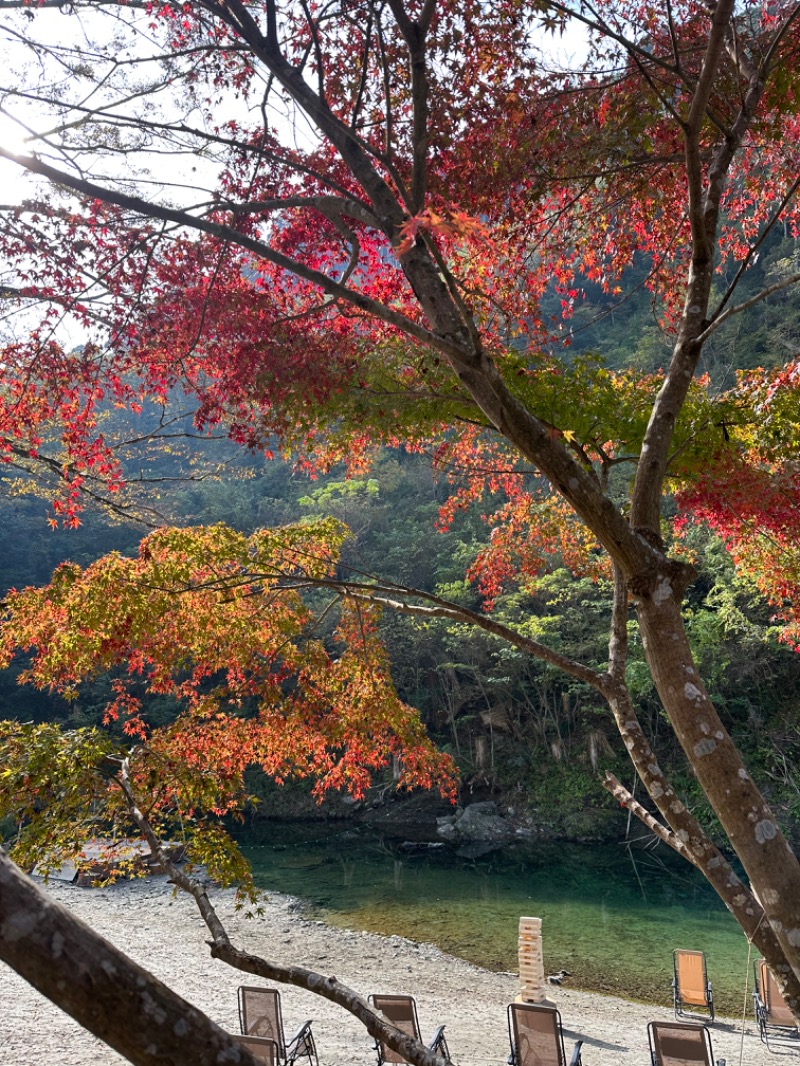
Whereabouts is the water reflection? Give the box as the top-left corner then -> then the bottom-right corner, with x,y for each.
342,860 -> 355,886
242,824 -> 751,1014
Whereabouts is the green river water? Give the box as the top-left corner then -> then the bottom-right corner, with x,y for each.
243,824 -> 757,1016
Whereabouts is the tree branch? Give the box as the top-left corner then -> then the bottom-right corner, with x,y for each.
700,268 -> 800,343
337,586 -> 609,693
602,772 -> 689,856
0,149 -> 458,358
116,760 -> 454,1066
0,851 -> 264,1066
608,564 -> 629,685
386,0 -> 430,211
629,0 -> 769,535
706,171 -> 800,328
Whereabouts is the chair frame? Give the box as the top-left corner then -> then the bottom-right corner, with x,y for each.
648,1020 -> 721,1066
369,993 -> 449,1066
752,958 -> 800,1050
673,950 -> 715,1023
507,1002 -> 583,1066
238,986 -> 318,1066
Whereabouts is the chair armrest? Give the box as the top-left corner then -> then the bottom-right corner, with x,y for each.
286,1020 -> 317,1066
428,1026 -> 447,1049
428,1025 -> 449,1061
287,1021 -> 314,1048
568,1039 -> 584,1066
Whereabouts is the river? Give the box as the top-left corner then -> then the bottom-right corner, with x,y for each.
242,822 -> 756,1015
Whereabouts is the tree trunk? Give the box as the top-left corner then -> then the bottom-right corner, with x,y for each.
636,588 -> 800,1011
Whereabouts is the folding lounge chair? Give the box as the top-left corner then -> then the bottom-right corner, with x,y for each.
673,950 -> 714,1023
507,1002 -> 583,1066
237,1034 -> 280,1066
648,1021 -> 723,1066
753,958 -> 800,1048
369,993 -> 450,1066
238,986 -> 319,1066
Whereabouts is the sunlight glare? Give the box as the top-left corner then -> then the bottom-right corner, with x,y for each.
0,113 -> 40,204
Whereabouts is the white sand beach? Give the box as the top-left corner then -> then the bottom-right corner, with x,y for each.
0,874 -> 789,1065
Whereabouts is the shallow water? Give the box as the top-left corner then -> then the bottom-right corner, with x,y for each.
243,825 -> 756,1015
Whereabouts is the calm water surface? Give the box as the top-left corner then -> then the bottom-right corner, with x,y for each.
243,824 -> 755,1015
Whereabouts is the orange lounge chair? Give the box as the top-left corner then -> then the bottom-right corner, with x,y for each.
238,986 -> 318,1066
507,1002 -> 583,1066
648,1021 -> 722,1066
672,950 -> 714,1023
369,993 -> 449,1066
753,958 -> 799,1048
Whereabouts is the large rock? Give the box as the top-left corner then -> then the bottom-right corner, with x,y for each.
436,801 -> 512,843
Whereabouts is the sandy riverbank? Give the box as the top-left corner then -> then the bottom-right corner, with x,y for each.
0,874 -> 787,1065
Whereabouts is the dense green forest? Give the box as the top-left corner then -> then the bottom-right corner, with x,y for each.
3,238 -> 800,848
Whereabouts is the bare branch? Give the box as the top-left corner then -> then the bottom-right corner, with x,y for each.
700,268 -> 800,343
602,772 -> 689,856
0,851 -> 264,1066
337,585 -> 609,692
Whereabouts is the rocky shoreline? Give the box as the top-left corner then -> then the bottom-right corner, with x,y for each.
0,873 -> 779,1066
254,785 -> 627,847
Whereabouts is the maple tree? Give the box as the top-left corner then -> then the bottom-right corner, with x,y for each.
1,0 -> 800,1052
0,520 -> 458,1066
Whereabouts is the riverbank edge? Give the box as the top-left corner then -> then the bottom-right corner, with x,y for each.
0,870 -> 777,1066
